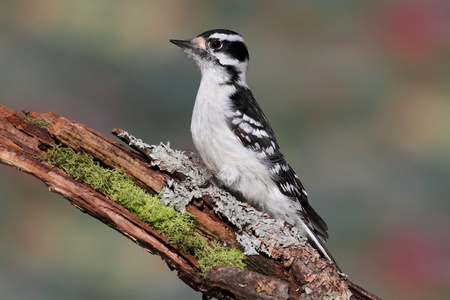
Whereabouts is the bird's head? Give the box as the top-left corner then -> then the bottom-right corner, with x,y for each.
170,29 -> 249,85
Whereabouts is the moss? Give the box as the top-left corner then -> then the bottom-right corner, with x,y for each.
44,145 -> 245,273
197,241 -> 246,272
24,112 -> 52,128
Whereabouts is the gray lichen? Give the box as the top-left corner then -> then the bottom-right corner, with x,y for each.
118,131 -> 308,257
203,185 -> 307,256
158,179 -> 194,212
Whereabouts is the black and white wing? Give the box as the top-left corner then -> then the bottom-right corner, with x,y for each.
228,85 -> 329,242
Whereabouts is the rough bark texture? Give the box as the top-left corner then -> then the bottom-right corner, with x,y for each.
0,105 -> 381,300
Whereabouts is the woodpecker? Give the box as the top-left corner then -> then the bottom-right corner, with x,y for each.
170,29 -> 339,269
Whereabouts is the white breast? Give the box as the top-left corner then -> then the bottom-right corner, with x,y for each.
190,70 -> 303,225
190,70 -> 246,174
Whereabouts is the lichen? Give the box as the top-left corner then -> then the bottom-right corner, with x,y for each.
117,132 -> 209,188
117,131 -> 210,212
204,185 -> 307,256
118,131 -> 308,258
44,144 -> 245,273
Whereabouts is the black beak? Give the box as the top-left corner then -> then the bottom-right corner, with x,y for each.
170,39 -> 194,50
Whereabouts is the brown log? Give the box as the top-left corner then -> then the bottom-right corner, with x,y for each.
0,105 -> 381,300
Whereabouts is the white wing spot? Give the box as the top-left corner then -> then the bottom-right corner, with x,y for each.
264,146 -> 275,156
239,122 -> 253,133
252,129 -> 269,138
232,117 -> 242,125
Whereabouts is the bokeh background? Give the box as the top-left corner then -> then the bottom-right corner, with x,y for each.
1,1 -> 449,299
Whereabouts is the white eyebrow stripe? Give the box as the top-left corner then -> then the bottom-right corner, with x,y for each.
209,33 -> 245,43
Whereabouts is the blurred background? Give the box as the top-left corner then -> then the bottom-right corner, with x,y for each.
1,1 -> 449,299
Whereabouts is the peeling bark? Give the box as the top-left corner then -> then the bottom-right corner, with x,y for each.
0,105 -> 381,300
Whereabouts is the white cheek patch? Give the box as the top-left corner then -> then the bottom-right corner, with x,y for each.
214,52 -> 239,66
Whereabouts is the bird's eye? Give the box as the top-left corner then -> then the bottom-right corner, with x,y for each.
210,40 -> 222,50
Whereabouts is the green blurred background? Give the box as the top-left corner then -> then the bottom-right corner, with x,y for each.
1,1 -> 449,299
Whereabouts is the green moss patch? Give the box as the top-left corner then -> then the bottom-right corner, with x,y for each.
44,145 -> 245,273
24,112 -> 52,128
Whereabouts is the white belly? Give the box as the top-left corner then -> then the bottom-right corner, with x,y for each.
190,80 -> 303,226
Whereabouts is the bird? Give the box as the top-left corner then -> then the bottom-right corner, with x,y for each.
170,29 -> 339,270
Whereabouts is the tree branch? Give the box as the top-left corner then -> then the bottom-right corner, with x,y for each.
0,105 -> 380,300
